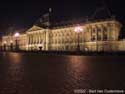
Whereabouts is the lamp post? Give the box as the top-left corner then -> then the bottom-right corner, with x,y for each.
74,26 -> 83,51
14,32 -> 20,51
10,40 -> 13,51
3,41 -> 7,51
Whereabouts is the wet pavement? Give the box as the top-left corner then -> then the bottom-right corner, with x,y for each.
0,52 -> 125,94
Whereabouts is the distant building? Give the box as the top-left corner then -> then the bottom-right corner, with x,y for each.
1,18 -> 125,52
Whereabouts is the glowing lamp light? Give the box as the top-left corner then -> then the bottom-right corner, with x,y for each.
3,41 -> 7,44
74,26 -> 83,33
14,32 -> 20,38
10,40 -> 13,43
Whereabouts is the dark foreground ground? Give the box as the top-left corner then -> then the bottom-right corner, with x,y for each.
0,52 -> 125,94
2,50 -> 125,56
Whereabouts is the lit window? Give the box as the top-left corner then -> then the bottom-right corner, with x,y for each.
91,36 -> 96,41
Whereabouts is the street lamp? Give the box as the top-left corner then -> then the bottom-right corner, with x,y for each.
14,32 -> 20,37
3,41 -> 7,44
74,26 -> 83,51
10,40 -> 13,51
3,41 -> 7,51
14,32 -> 20,51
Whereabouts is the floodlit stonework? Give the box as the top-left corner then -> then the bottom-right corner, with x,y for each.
1,18 -> 125,52
2,33 -> 28,51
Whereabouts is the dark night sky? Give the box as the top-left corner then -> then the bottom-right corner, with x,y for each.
0,0 -> 125,35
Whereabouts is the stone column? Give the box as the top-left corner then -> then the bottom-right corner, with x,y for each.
38,33 -> 40,44
107,24 -> 110,41
30,34 -> 32,50
27,35 -> 29,45
35,33 -> 37,44
32,33 -> 34,45
45,29 -> 49,51
99,25 -> 103,41
95,26 -> 98,41
113,24 -> 117,40
36,33 -> 38,44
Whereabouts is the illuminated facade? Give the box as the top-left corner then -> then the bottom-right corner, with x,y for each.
1,18 -> 125,52
2,33 -> 27,51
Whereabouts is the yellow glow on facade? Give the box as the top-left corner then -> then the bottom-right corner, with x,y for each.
1,19 -> 124,52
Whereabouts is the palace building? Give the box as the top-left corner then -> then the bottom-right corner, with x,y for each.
1,16 -> 125,52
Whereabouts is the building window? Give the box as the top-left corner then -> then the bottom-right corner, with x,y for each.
93,28 -> 96,33
97,35 -> 101,41
91,35 -> 96,41
103,35 -> 107,41
40,39 -> 42,44
97,28 -> 101,32
55,40 -> 57,44
103,27 -> 108,41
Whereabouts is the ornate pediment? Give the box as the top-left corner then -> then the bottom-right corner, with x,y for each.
27,25 -> 43,32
